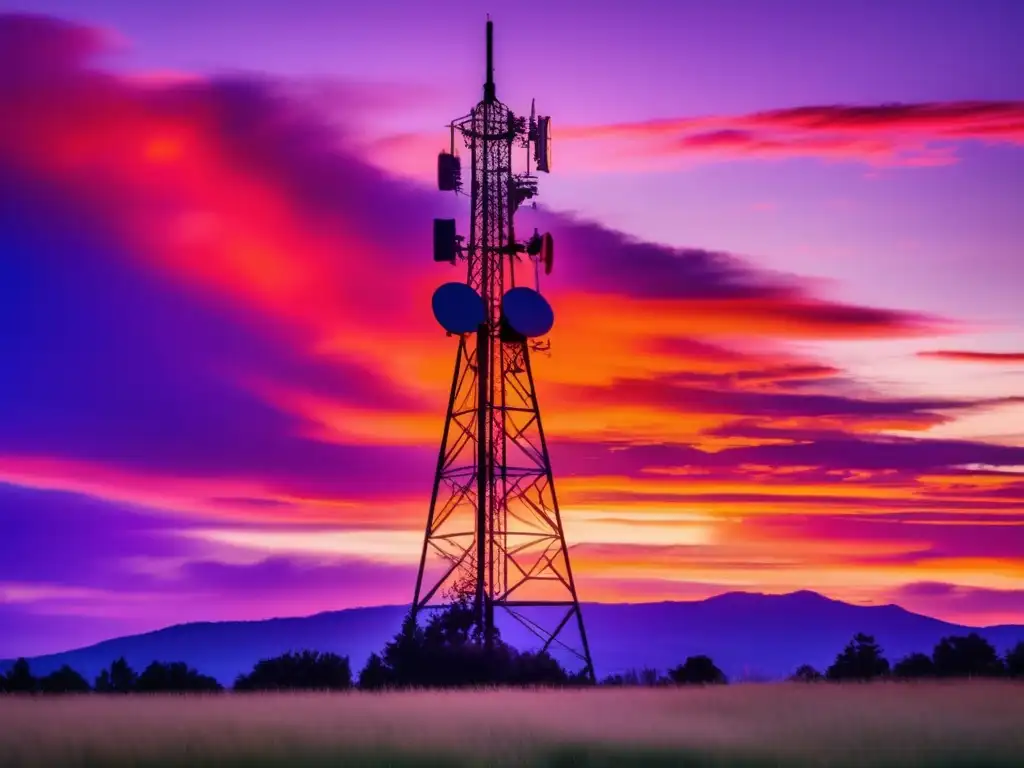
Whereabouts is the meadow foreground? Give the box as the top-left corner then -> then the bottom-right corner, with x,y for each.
2,682 -> 1023,767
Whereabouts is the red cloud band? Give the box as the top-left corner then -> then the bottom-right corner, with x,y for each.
556,100 -> 1024,167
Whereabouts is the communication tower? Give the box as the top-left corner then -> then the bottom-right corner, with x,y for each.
413,19 -> 594,680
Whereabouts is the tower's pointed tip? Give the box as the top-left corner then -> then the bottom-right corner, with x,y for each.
484,15 -> 496,102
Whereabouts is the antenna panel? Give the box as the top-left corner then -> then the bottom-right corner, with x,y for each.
535,116 -> 552,173
438,152 -> 461,192
542,232 -> 554,275
526,228 -> 543,256
502,286 -> 554,338
433,218 -> 457,263
432,282 -> 485,334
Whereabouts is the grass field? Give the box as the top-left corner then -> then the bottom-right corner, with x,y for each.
2,682 -> 1023,767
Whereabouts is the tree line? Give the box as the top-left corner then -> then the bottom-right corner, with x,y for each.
4,602 -> 1023,694
788,631 -> 1024,683
601,632 -> 1024,687
0,657 -> 222,694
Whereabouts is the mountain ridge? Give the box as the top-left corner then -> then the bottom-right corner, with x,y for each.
4,591 -> 1022,684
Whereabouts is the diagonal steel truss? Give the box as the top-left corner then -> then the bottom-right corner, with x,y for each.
412,333 -> 593,676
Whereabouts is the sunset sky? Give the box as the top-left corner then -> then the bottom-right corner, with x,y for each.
3,1 -> 1024,657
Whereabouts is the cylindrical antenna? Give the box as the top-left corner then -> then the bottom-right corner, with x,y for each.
484,18 -> 496,103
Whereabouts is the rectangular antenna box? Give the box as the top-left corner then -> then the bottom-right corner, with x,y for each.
433,218 -> 457,263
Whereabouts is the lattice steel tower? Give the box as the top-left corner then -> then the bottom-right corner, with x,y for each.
413,19 -> 594,680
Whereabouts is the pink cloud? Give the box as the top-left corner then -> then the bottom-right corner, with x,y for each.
918,350 -> 1024,364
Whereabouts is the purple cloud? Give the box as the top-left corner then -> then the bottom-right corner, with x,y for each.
890,583 -> 1024,627
551,435 -> 1024,477
0,484 -> 197,587
0,483 -> 416,655
553,373 -> 1001,423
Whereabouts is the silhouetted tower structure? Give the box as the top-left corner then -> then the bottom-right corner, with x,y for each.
414,19 -> 594,680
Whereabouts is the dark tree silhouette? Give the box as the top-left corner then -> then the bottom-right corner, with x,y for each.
376,599 -> 474,689
507,649 -> 574,686
357,653 -> 394,691
361,587 -> 577,689
601,668 -> 667,686
565,668 -> 595,687
892,652 -> 935,679
38,665 -> 91,694
932,633 -> 1005,678
378,612 -> 428,687
234,650 -> 352,691
136,661 -> 223,693
789,664 -> 824,682
4,658 -> 37,693
826,633 -> 890,681
1006,641 -> 1024,678
639,667 -> 664,687
668,655 -> 727,685
95,657 -> 138,693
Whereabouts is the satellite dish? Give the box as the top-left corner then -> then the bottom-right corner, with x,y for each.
502,287 -> 554,338
432,282 -> 485,334
542,232 -> 554,275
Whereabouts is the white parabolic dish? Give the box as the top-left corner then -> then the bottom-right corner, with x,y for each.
503,287 -> 554,338
432,282 -> 485,334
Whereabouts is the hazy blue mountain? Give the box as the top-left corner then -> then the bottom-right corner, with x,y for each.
4,591 -> 1022,684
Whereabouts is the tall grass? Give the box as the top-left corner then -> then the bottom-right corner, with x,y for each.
1,682 -> 1023,766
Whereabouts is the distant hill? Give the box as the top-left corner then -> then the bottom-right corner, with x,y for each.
4,591 -> 1022,684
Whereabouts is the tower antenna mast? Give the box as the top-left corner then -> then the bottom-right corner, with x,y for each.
417,19 -> 592,680
484,17 -> 495,103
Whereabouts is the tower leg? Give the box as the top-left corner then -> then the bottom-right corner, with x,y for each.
412,337 -> 479,614
475,322 -> 491,648
413,338 -> 464,612
520,342 -> 595,682
489,339 -> 595,680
